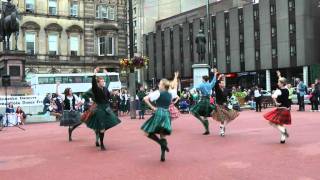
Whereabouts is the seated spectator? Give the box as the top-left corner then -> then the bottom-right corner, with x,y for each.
16,106 -> 26,125
6,102 -> 15,114
49,95 -> 63,121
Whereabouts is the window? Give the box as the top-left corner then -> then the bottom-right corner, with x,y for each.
225,18 -> 229,28
239,15 -> 243,24
9,66 -> 20,76
96,5 -> 115,20
25,32 -> 35,55
253,10 -> 259,20
239,34 -> 244,43
226,56 -> 230,63
48,34 -> 58,55
134,33 -> 137,43
270,5 -> 275,15
225,38 -> 229,46
290,45 -> 296,56
26,0 -> 35,13
289,23 -> 295,33
271,27 -> 276,37
255,51 -> 260,59
98,36 -> 114,56
272,48 -> 277,58
254,31 -> 260,40
133,7 -> 136,14
289,0 -> 295,11
49,0 -> 57,15
133,20 -> 137,27
70,1 -> 78,17
70,36 -> 79,56
240,53 -> 244,62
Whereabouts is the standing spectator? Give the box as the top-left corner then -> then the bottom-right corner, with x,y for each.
310,84 -> 319,112
137,86 -> 147,119
296,78 -> 307,111
314,79 -> 320,111
43,93 -> 51,113
287,84 -> 294,110
254,86 -> 262,112
110,90 -> 121,117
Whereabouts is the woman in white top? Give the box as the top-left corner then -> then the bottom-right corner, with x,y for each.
168,72 -> 181,119
56,83 -> 83,141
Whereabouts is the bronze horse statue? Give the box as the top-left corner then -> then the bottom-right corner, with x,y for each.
0,0 -> 20,51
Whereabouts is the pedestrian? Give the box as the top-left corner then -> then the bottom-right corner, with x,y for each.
141,79 -> 172,162
263,71 -> 290,144
254,85 -> 262,112
84,67 -> 121,150
137,85 -> 147,119
110,90 -> 121,116
169,72 -> 181,120
295,78 -> 307,111
190,67 -> 218,135
309,84 -> 319,112
56,84 -> 83,142
314,78 -> 320,111
287,84 -> 294,110
212,74 -> 239,137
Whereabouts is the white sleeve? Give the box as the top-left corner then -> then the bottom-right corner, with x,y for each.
73,94 -> 81,103
272,89 -> 282,98
148,90 -> 161,102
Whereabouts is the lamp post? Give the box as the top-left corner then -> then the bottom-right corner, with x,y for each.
128,0 -> 136,119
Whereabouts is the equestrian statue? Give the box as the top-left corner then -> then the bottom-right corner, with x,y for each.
0,0 -> 20,51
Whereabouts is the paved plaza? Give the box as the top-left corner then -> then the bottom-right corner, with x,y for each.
0,106 -> 319,180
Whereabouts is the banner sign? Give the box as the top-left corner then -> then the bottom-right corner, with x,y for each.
0,96 -> 45,107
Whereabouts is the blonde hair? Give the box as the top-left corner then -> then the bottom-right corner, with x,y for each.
160,79 -> 170,90
279,77 -> 287,85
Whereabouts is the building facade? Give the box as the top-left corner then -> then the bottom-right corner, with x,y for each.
1,0 -> 127,75
143,0 -> 320,90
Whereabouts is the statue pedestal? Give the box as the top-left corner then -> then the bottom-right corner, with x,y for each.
192,64 -> 210,88
0,51 -> 26,86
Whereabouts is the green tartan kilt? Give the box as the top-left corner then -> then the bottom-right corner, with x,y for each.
86,103 -> 121,131
191,97 -> 216,117
141,108 -> 172,135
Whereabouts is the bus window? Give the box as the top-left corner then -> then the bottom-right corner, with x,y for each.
69,76 -> 83,83
38,77 -> 48,84
55,77 -> 62,83
109,75 -> 119,82
48,77 -> 55,84
62,77 -> 69,83
84,76 -> 92,83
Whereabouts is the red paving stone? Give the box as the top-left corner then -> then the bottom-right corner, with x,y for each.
0,106 -> 319,180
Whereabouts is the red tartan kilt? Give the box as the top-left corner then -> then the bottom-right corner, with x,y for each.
263,108 -> 291,125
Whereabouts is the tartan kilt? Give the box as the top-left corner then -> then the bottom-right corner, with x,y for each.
190,97 -> 216,117
86,103 -> 121,131
212,105 -> 239,123
169,103 -> 180,119
264,108 -> 291,125
141,108 -> 172,135
60,110 -> 81,126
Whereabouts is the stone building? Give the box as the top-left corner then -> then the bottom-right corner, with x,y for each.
143,0 -> 320,89
1,0 -> 127,74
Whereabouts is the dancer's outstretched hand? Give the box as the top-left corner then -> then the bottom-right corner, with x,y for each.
94,67 -> 99,74
174,71 -> 179,78
276,70 -> 281,77
103,69 -> 108,74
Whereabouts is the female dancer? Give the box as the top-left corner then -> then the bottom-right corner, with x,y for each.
56,84 -> 83,141
263,71 -> 290,143
190,68 -> 218,135
141,79 -> 172,162
85,67 -> 121,150
169,72 -> 181,119
213,74 -> 239,137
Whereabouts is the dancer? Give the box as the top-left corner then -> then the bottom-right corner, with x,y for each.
212,74 -> 239,137
141,79 -> 172,161
85,67 -> 121,150
56,84 -> 83,141
190,68 -> 218,135
263,71 -> 290,144
169,72 -> 181,119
